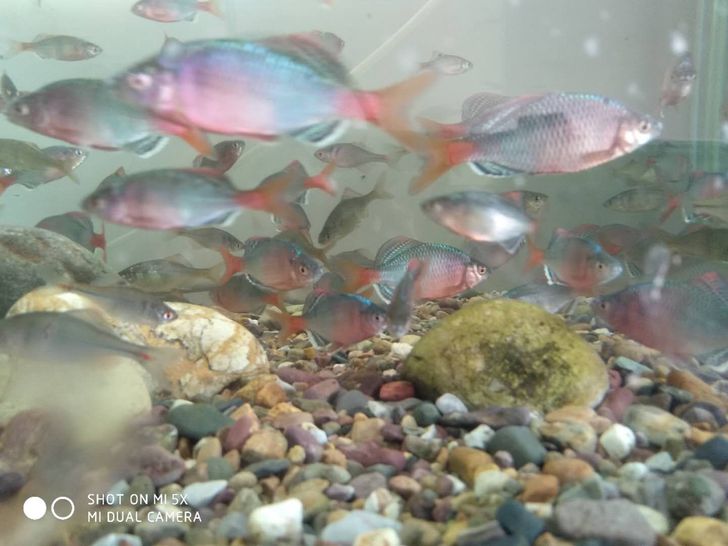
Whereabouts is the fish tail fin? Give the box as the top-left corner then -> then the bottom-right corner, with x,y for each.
218,247 -> 244,284
305,162 -> 337,196
408,136 -> 462,194
0,175 -> 15,194
524,236 -> 544,271
418,116 -> 468,139
198,0 -> 223,17
368,70 -> 438,152
659,193 -> 681,224
268,309 -> 306,342
92,222 -> 107,262
0,40 -> 24,59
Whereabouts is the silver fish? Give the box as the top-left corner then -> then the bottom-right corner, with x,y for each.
421,191 -> 533,243
420,51 -> 473,75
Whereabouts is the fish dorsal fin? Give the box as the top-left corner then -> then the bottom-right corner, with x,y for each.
303,290 -> 327,314
431,51 -> 443,59
341,187 -> 363,200
159,36 -> 185,67
290,120 -> 348,146
375,236 -> 421,266
114,166 -> 126,176
32,33 -> 53,42
462,91 -> 514,121
283,160 -> 305,176
243,236 -> 269,253
165,253 -> 194,267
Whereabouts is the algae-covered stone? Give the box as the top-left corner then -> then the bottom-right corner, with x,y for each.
403,300 -> 607,412
0,226 -> 110,316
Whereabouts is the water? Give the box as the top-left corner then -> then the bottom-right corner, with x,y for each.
0,0 -> 714,280
1,1 -> 728,544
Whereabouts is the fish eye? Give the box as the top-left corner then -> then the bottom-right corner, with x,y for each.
298,264 -> 309,275
373,314 -> 385,322
477,264 -> 488,275
12,102 -> 29,116
638,120 -> 651,133
127,72 -> 153,91
161,309 -> 176,321
596,262 -> 605,270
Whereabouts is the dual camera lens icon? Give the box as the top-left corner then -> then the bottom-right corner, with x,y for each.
23,496 -> 75,521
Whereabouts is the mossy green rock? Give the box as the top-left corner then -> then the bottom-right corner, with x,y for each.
403,299 -> 608,412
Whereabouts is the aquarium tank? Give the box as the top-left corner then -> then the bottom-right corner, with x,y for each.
0,1 -> 727,545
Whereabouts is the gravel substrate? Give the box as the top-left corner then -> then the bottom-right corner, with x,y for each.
20,295 -> 728,546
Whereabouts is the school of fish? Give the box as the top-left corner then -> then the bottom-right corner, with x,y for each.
0,1 -> 725,370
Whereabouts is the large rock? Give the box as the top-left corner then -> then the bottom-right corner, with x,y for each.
6,287 -> 269,400
0,226 -> 110,316
403,300 -> 608,412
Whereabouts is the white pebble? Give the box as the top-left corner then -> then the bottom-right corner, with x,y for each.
301,422 -> 328,444
599,423 -> 635,460
435,393 -> 468,414
474,470 -> 510,499
249,498 -> 303,543
420,424 -> 439,440
390,342 -> 413,359
463,424 -> 495,449
105,480 -> 129,505
182,480 -> 228,508
91,534 -> 142,546
447,474 -> 467,495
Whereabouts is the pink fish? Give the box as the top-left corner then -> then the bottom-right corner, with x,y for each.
209,274 -> 284,314
527,229 -> 623,295
6,79 -> 168,156
270,291 -> 387,349
221,236 -> 324,291
131,0 -> 222,22
333,236 -> 488,301
593,271 -> 728,356
82,167 -> 325,230
192,140 -> 245,173
412,92 -> 661,193
111,36 -> 436,155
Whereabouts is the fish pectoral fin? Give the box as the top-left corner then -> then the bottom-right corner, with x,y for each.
290,120 -> 348,145
179,126 -> 215,157
126,135 -> 169,158
469,161 -> 521,177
